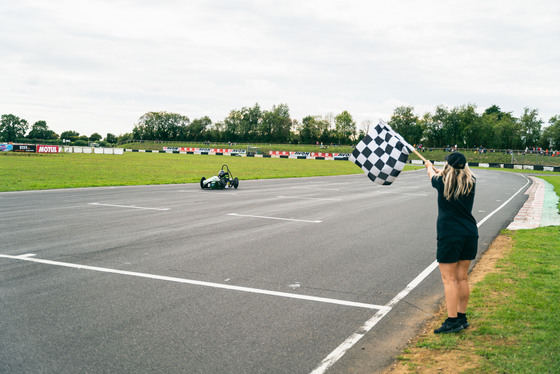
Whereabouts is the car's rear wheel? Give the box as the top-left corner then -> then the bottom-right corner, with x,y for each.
200,177 -> 206,189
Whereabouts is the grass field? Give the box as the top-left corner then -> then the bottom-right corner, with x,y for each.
0,152 -> 364,192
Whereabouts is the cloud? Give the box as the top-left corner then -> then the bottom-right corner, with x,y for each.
1,0 -> 559,136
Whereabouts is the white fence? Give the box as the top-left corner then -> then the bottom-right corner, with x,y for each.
63,147 -> 124,154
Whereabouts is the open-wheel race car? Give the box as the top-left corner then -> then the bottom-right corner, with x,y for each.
200,164 -> 239,190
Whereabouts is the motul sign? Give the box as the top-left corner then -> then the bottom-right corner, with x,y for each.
37,145 -> 59,153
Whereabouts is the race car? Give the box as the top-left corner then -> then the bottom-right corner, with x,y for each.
200,164 -> 239,189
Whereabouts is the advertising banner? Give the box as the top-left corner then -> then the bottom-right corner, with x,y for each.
1,144 -> 13,152
13,144 -> 36,152
37,145 -> 60,153
290,151 -> 311,156
333,153 -> 351,159
269,151 -> 290,156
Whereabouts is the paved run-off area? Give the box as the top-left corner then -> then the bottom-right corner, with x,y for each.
507,176 -> 560,230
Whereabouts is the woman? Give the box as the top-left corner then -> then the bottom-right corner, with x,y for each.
425,152 -> 478,334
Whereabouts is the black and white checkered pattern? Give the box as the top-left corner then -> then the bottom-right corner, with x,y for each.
350,121 -> 413,185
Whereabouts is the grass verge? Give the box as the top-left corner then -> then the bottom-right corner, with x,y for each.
469,227 -> 560,373
540,175 -> 560,212
388,178 -> 560,374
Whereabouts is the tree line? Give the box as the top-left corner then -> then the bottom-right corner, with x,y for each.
390,104 -> 560,151
132,103 -> 357,146
0,114 -> 131,147
2,103 -> 560,149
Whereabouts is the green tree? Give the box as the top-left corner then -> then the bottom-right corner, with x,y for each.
27,120 -> 58,140
493,113 -> 521,149
223,109 -> 242,142
117,133 -> 133,143
240,104 -> 262,141
133,112 -> 190,140
223,105 -> 262,142
540,115 -> 560,149
0,114 -> 29,141
456,104 -> 481,147
443,105 -> 466,147
317,116 -> 334,144
335,110 -> 356,144
472,113 -> 496,148
431,104 -> 480,148
420,112 -> 444,147
389,106 -> 422,145
481,105 -> 518,148
299,115 -> 322,144
89,133 -> 102,142
105,133 -> 117,144
207,121 -> 225,142
60,130 -> 81,142
187,116 -> 212,141
484,105 -> 504,119
430,106 -> 453,147
519,107 -> 543,148
261,104 -> 291,143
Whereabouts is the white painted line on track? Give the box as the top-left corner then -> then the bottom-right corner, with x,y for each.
375,191 -> 429,197
293,187 -> 341,191
0,254 -> 387,311
310,175 -> 531,374
228,213 -> 322,223
278,196 -> 342,202
88,203 -> 170,211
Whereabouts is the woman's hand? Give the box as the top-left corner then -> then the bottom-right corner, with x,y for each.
425,160 -> 439,178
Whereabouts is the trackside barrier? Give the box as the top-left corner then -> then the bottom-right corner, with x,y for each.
63,147 -> 124,154
411,159 -> 560,172
122,148 -> 560,172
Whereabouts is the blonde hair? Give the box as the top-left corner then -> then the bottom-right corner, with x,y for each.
441,164 -> 475,200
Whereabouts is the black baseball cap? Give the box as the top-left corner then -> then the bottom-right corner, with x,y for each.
445,152 -> 467,169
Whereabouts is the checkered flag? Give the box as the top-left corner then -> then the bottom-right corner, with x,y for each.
350,121 -> 413,185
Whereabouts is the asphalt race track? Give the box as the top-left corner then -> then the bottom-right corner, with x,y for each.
0,169 -> 530,373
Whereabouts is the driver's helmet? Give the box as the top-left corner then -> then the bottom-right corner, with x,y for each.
218,170 -> 226,178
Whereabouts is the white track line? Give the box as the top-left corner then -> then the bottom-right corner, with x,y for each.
278,196 -> 342,202
228,213 -> 322,223
375,191 -> 429,197
89,203 -> 170,211
0,254 -> 386,311
310,175 -> 531,374
293,187 -> 341,191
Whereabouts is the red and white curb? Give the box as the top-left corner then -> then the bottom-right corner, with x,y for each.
507,177 -> 546,230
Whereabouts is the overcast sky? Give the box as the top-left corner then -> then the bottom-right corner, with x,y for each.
2,0 -> 559,137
